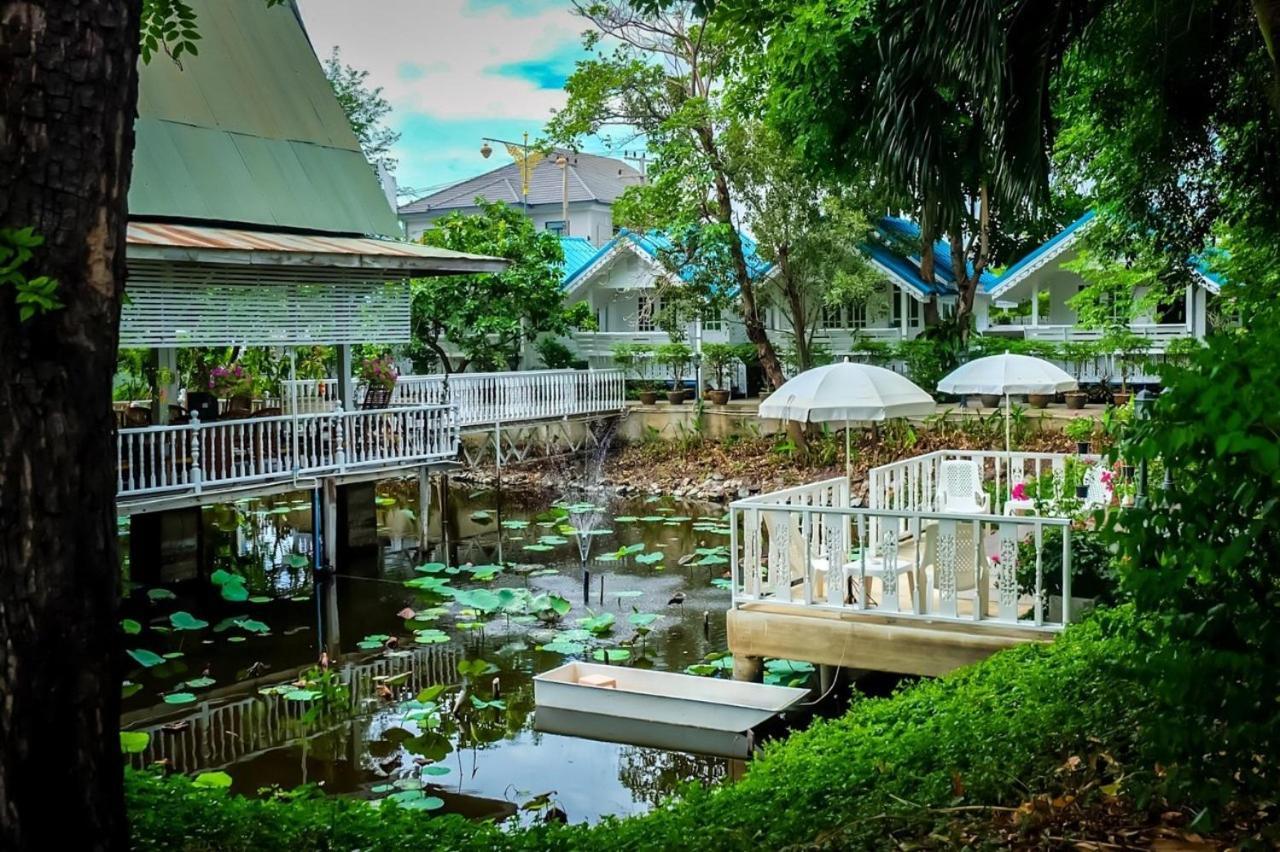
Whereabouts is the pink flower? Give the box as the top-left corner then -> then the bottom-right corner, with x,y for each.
1011,482 -> 1028,501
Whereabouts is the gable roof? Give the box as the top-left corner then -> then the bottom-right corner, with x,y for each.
865,217 -> 999,299
559,236 -> 600,282
399,150 -> 642,216
562,229 -> 774,294
130,0 -> 399,236
984,211 -> 1096,298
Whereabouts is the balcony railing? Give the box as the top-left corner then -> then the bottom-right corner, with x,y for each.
283,368 -> 626,426
117,404 -> 458,500
729,476 -> 1076,630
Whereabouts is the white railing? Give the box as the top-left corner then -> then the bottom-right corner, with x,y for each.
117,404 -> 458,499
283,369 -> 625,427
868,449 -> 1101,520
730,480 -> 1074,629
1020,322 -> 1191,344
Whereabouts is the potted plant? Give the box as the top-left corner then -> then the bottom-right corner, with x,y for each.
613,343 -> 658,405
1063,416 -> 1096,454
1102,327 -> 1149,405
1063,455 -> 1090,500
655,342 -> 693,404
1061,341 -> 1097,409
633,344 -> 658,404
1016,525 -> 1117,623
701,342 -> 739,406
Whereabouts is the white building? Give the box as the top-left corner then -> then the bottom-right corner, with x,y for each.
398,150 -> 641,248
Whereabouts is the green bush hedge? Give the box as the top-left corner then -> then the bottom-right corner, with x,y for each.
128,609 -> 1185,850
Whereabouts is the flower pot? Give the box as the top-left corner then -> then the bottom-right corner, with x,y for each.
1076,441 -> 1091,455
666,391 -> 685,405
186,391 -> 219,423
1049,595 -> 1097,625
1111,392 -> 1131,406
638,391 -> 658,406
1064,392 -> 1087,410
979,394 -> 1001,408
1122,464 -> 1135,481
1027,393 -> 1053,409
1075,484 -> 1089,499
707,389 -> 731,405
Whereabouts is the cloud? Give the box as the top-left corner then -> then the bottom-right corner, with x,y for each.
295,0 -> 627,194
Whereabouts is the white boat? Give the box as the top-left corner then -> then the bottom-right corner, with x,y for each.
533,662 -> 808,759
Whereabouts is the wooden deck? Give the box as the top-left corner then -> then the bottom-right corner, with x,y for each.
728,604 -> 1051,678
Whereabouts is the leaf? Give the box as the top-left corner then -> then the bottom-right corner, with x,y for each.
220,580 -> 250,602
163,692 -> 197,705
283,689 -> 321,701
592,648 -> 631,663
169,611 -> 209,631
193,771 -> 233,790
127,648 -> 166,669
120,618 -> 142,635
413,629 -> 449,645
119,731 -> 150,754
146,588 -> 176,602
184,676 -> 216,689
539,640 -> 585,655
636,552 -> 664,565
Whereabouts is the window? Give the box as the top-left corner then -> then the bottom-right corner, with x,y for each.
820,304 -> 844,330
637,294 -> 661,332
891,293 -> 922,326
850,302 -> 868,329
701,306 -> 723,331
545,220 -> 566,236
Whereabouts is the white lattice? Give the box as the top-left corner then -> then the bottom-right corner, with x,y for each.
121,278 -> 410,347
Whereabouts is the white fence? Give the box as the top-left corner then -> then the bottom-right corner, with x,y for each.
283,368 -> 626,427
729,477 -> 1075,629
117,404 -> 457,499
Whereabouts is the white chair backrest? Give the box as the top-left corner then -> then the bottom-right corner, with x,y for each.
1081,464 -> 1112,510
937,459 -> 988,513
920,521 -> 983,592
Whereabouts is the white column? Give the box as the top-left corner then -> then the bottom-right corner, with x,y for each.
336,344 -> 355,410
1031,284 -> 1040,326
1184,283 -> 1194,333
899,288 -> 908,337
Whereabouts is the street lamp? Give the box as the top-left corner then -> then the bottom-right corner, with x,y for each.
479,132 -> 543,214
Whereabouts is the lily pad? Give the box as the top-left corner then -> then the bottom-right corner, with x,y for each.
184,676 -> 216,689
163,692 -> 197,705
283,689 -> 321,701
119,731 -> 150,754
169,611 -> 209,631
413,629 -> 449,645
635,552 -> 664,565
126,648 -> 166,669
193,771 -> 233,790
146,588 -> 176,602
120,619 -> 142,635
538,640 -> 585,656
592,648 -> 631,663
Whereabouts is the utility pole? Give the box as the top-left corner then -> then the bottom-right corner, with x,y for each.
480,132 -> 544,215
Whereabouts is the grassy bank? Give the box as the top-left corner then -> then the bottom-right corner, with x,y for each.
129,609 -> 1230,850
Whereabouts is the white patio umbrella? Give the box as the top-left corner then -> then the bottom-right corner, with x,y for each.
758,360 -> 937,481
937,352 -> 1078,460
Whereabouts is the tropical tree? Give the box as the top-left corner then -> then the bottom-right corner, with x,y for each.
323,46 -> 401,176
0,2 -> 142,846
413,200 -> 593,372
548,1 -> 789,388
723,122 -> 881,372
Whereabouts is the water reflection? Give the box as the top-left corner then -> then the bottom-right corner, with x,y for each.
118,477 -> 762,824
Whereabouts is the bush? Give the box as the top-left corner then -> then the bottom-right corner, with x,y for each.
129,610 -> 1241,850
534,337 -> 583,370
1016,525 -> 1120,601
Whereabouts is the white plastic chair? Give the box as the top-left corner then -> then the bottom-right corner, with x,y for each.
1080,464 -> 1113,512
936,459 -> 990,514
918,520 -> 990,616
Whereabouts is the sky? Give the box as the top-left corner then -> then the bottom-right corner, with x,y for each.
296,0 -> 628,201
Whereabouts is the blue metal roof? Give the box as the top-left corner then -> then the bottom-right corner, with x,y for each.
558,236 -> 600,283
864,217 -> 998,296
561,228 -> 773,291
984,211 -> 1096,294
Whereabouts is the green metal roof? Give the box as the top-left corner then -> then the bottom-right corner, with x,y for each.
130,0 -> 400,237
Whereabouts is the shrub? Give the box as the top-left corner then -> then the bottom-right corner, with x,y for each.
1016,525 -> 1120,601
534,337 -> 583,370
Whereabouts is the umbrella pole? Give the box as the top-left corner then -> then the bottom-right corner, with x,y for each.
845,419 -> 851,485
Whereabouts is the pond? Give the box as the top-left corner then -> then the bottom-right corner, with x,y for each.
117,479 -> 821,825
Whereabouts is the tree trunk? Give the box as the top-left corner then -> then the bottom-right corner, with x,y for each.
697,127 -> 787,390
0,2 -> 140,849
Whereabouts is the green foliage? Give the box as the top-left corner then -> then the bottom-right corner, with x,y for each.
129,609 -> 1258,849
1103,314 -> 1280,802
654,341 -> 693,386
534,337 -> 584,370
322,47 -> 400,175
1063,416 -> 1097,444
700,342 -> 742,390
141,0 -> 284,65
0,227 -> 62,322
1015,525 -> 1119,602
414,200 -> 591,372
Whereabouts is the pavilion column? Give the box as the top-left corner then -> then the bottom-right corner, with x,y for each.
155,347 -> 179,424
1184,283 -> 1194,333
899,289 -> 908,338
336,344 -> 355,410
1031,284 -> 1040,327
